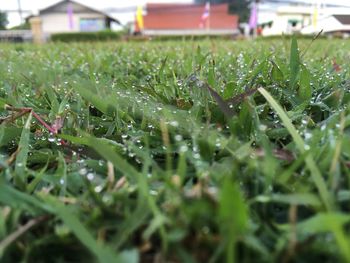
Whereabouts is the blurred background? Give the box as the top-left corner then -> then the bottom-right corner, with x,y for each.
1,0 -> 350,42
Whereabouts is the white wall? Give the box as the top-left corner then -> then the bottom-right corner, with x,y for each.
41,13 -> 105,33
262,14 -> 311,36
301,16 -> 349,34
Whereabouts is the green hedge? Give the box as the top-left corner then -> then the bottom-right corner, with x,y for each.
50,31 -> 122,42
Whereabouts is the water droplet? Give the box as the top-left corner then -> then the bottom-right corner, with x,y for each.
79,168 -> 87,176
259,124 -> 267,131
170,121 -> 179,127
179,145 -> 188,152
48,134 -> 55,142
86,173 -> 94,181
175,134 -> 183,141
304,132 -> 312,140
94,185 -> 103,193
193,153 -> 201,159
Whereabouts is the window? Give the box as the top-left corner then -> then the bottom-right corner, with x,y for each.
80,18 -> 105,32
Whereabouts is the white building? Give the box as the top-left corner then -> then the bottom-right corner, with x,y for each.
37,0 -> 120,34
301,11 -> 350,35
259,5 -> 314,36
258,3 -> 350,36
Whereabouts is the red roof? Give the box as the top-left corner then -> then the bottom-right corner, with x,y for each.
143,3 -> 239,30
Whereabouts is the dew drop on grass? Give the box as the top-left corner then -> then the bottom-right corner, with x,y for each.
259,124 -> 267,131
48,134 -> 55,142
79,168 -> 87,176
86,173 -> 94,181
179,145 -> 188,153
193,153 -> 201,159
102,194 -> 113,204
94,185 -> 103,193
304,132 -> 312,140
149,190 -> 158,196
175,134 -> 183,141
170,120 -> 179,127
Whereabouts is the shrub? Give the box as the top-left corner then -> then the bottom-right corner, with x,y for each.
50,31 -> 122,42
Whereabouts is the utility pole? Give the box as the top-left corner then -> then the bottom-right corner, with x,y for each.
17,0 -> 23,25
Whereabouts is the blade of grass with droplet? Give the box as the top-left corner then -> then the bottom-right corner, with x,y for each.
253,193 -> 321,207
219,178 -> 248,263
0,98 -> 7,109
0,183 -> 51,214
270,60 -> 284,82
74,81 -> 117,117
14,112 -> 32,189
44,86 -> 59,118
39,194 -> 138,263
57,152 -> 67,196
82,133 -> 169,250
0,126 -> 22,147
299,64 -> 312,101
296,213 -> 350,262
27,159 -> 49,193
289,35 -> 300,90
258,88 -> 332,211
114,199 -> 150,249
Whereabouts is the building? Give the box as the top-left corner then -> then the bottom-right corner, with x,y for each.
259,5 -> 313,36
301,12 -> 350,35
141,3 -> 239,36
36,0 -> 120,34
257,3 -> 350,36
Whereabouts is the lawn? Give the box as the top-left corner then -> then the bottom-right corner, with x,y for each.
0,38 -> 350,262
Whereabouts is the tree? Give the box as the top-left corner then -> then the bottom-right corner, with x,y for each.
0,11 -> 8,30
195,0 -> 252,23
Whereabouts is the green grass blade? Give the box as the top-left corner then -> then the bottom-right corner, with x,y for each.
14,112 -> 32,188
289,35 -> 300,90
258,88 -> 332,211
40,194 -> 137,263
219,178 -> 248,263
296,213 -> 350,262
0,183 -> 51,214
299,64 -> 312,101
253,193 -> 322,207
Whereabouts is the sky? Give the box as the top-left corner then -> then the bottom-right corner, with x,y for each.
3,0 -> 350,27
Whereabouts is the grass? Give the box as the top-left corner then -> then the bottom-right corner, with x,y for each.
0,37 -> 350,262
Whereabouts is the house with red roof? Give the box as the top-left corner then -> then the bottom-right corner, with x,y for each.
137,3 -> 239,36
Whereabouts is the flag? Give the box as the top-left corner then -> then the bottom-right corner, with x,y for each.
312,4 -> 318,29
136,6 -> 144,31
67,2 -> 74,30
199,2 -> 210,28
249,2 -> 258,30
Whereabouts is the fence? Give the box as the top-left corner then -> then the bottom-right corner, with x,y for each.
0,30 -> 33,43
